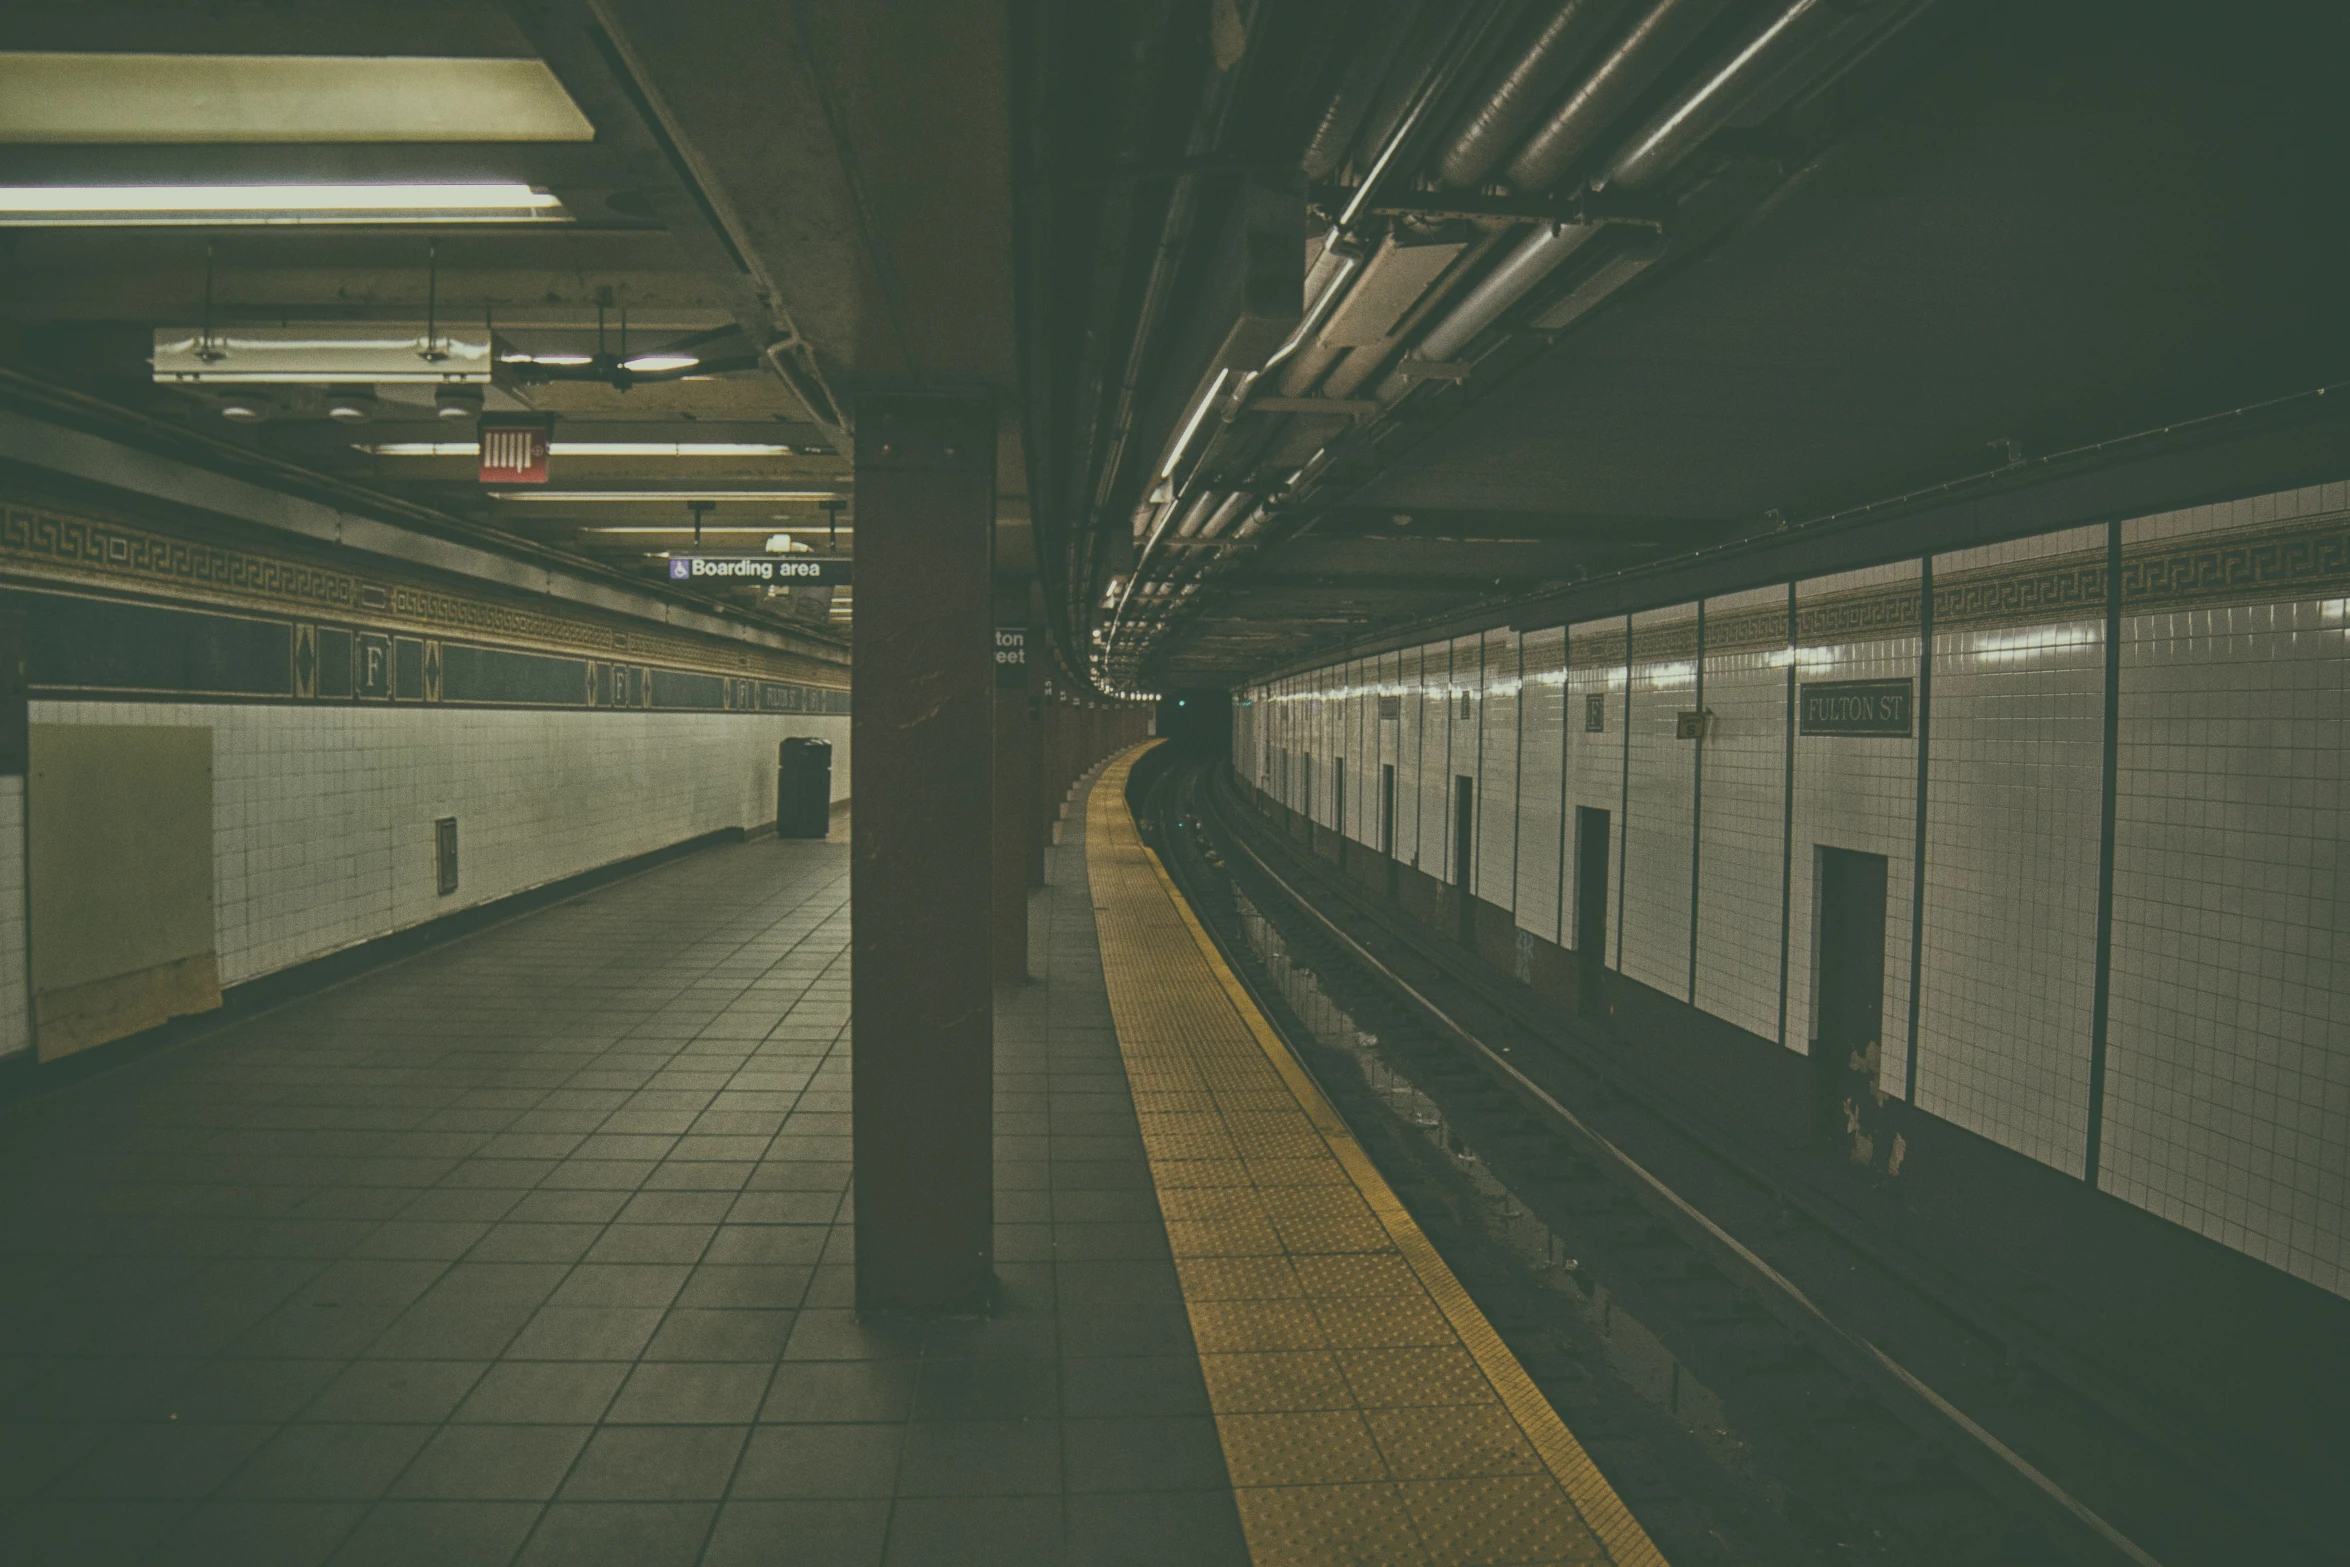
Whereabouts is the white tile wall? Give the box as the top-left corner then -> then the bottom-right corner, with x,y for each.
1788,561 -> 1921,1092
1515,627 -> 1568,946
2106,500 -> 2350,1294
1234,480 -> 2350,1301
1415,641 -> 1456,879
0,776 -> 26,1060
1694,586 -> 1791,1045
29,701 -> 849,990
1916,529 -> 2105,1176
1621,606 -> 1697,999
1564,619 -> 1626,959
1476,632 -> 1521,912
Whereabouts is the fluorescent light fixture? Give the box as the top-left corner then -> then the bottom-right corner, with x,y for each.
501,352 -> 593,367
620,354 -> 699,373
0,54 -> 595,144
357,441 -> 798,457
3,183 -> 568,226
489,489 -> 845,502
589,526 -> 853,536
157,325 -> 492,384
1160,366 -> 1232,480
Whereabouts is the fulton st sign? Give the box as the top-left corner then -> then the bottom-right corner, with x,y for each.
1799,677 -> 1914,737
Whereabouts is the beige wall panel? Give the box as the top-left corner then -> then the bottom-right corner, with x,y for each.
28,724 -> 218,1059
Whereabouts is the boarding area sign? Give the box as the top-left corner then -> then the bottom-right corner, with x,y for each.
668,555 -> 853,585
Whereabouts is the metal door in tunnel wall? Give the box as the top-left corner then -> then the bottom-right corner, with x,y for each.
1811,847 -> 1894,1170
1575,807 -> 1610,1020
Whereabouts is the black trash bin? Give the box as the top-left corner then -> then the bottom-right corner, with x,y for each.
777,737 -> 833,838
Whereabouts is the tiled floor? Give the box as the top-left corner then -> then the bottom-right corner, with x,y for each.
0,801 -> 1248,1565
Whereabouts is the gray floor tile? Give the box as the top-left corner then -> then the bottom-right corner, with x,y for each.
452,1362 -> 628,1424
702,1498 -> 887,1567
391,1424 -> 590,1499
327,1500 -> 541,1567
515,1501 -> 715,1567
223,1423 -> 434,1499
558,1424 -> 746,1499
731,1424 -> 905,1499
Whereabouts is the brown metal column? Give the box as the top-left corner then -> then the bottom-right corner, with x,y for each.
991,610 -> 1031,982
1026,678 -> 1048,888
852,393 -> 995,1316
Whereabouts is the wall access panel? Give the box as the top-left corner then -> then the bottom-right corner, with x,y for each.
1564,618 -> 1626,960
1619,605 -> 1697,999
1515,627 -> 1568,945
1475,631 -> 1522,918
1915,527 -> 2105,1177
27,723 -> 218,1057
1694,585 -> 1794,1044
2104,482 -> 2350,1295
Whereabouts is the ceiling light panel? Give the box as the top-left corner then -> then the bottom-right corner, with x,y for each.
4,183 -> 568,226
0,54 -> 594,144
488,490 -> 846,502
357,441 -> 801,457
155,326 -> 492,384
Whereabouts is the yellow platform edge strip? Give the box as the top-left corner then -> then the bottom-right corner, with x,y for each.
1088,744 -> 1667,1567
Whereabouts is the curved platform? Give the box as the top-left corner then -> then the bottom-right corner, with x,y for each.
1087,744 -> 1664,1567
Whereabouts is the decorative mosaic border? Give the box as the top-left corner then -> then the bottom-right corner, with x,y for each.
0,496 -> 846,691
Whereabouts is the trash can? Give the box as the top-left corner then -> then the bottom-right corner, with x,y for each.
777,737 -> 833,838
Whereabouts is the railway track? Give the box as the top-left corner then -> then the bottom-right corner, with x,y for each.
1139,753 -> 2309,1567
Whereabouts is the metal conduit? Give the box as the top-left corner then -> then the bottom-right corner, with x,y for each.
1197,490 -> 1257,539
1602,0 -> 1844,191
1301,0 -> 1413,179
1172,488 -> 1226,539
1502,0 -> 1727,193
1373,221 -> 1602,400
1436,0 -> 1638,188
1377,0 -> 1855,404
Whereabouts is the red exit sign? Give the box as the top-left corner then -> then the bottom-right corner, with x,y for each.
479,421 -> 551,483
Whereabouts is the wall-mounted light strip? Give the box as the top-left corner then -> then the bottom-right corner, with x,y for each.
359,441 -> 801,457
488,489 -> 845,502
596,526 -> 853,536
0,182 -> 569,226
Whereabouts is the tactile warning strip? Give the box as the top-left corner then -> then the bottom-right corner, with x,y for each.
1088,745 -> 1667,1567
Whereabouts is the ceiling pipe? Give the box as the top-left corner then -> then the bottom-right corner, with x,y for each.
1342,6 -> 1465,180
1209,2 -> 1496,436
1377,0 -> 1858,403
1372,221 -> 1603,398
1602,0 -> 1852,191
1196,490 -> 1257,539
1172,487 -> 1227,538
1322,224 -> 1515,398
1435,0 -> 1638,188
1300,1 -> 1414,179
1502,0 -> 1728,194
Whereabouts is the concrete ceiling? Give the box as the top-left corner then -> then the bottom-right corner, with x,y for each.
1015,1 -> 2350,690
0,0 -> 1023,641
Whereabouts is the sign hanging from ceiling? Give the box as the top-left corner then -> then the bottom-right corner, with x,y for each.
668,555 -> 853,585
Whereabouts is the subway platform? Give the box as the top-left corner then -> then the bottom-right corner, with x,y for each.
0,752 -> 1653,1566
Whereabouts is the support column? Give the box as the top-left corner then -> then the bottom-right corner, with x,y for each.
1026,677 -> 1048,888
852,393 -> 995,1315
992,605 -> 1031,982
